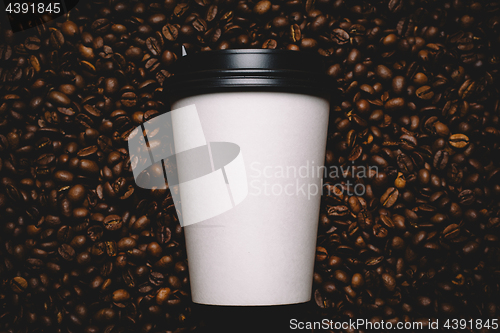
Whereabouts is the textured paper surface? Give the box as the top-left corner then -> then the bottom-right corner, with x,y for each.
172,92 -> 330,305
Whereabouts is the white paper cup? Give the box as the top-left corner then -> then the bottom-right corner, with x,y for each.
163,50 -> 333,305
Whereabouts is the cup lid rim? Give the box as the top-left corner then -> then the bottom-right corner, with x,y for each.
164,49 -> 335,98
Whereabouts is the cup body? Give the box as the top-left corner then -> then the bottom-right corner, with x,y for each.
171,91 -> 329,305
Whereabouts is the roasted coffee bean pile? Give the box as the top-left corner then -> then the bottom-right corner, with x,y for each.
1,0 -> 500,332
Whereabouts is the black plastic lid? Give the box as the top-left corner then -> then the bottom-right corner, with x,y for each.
164,49 -> 335,98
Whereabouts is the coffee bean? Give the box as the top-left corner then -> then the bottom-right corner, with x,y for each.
48,91 -> 71,106
348,196 -> 361,214
334,270 -> 350,284
433,150 -> 449,170
373,224 -> 388,238
154,287 -> 171,305
62,21 -> 79,38
57,225 -> 73,243
350,273 -> 364,289
58,244 -> 75,261
385,97 -> 405,112
416,85 -> 434,100
391,76 -> 407,95
120,91 -> 137,108
315,246 -> 328,262
394,172 -> 406,189
161,50 -> 177,67
112,289 -> 130,302
103,214 -> 123,231
94,308 -> 116,322
382,273 -> 396,291
146,37 -> 162,56
262,39 -> 278,49
68,184 -> 86,203
458,189 -> 475,205
300,38 -> 318,49
254,0 -> 271,15
49,30 -> 65,49
24,36 -> 41,51
10,277 -> 28,293
104,78 -> 120,96
172,3 -> 190,18
430,213 -> 447,224
332,29 -> 349,45
347,48 -> 362,65
391,236 -> 405,250
400,134 -> 417,150
443,224 -> 460,240
328,205 -> 349,216
79,159 -> 99,175
418,168 -> 430,186
380,187 -> 399,208
124,46 -> 143,61
91,18 -> 111,34
376,65 -> 393,81
118,237 -> 136,251
326,257 -> 342,270
381,33 -> 396,46
54,170 -> 74,183
449,133 -> 469,149
147,242 -> 163,257
388,0 -> 403,12
358,209 -> 374,229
